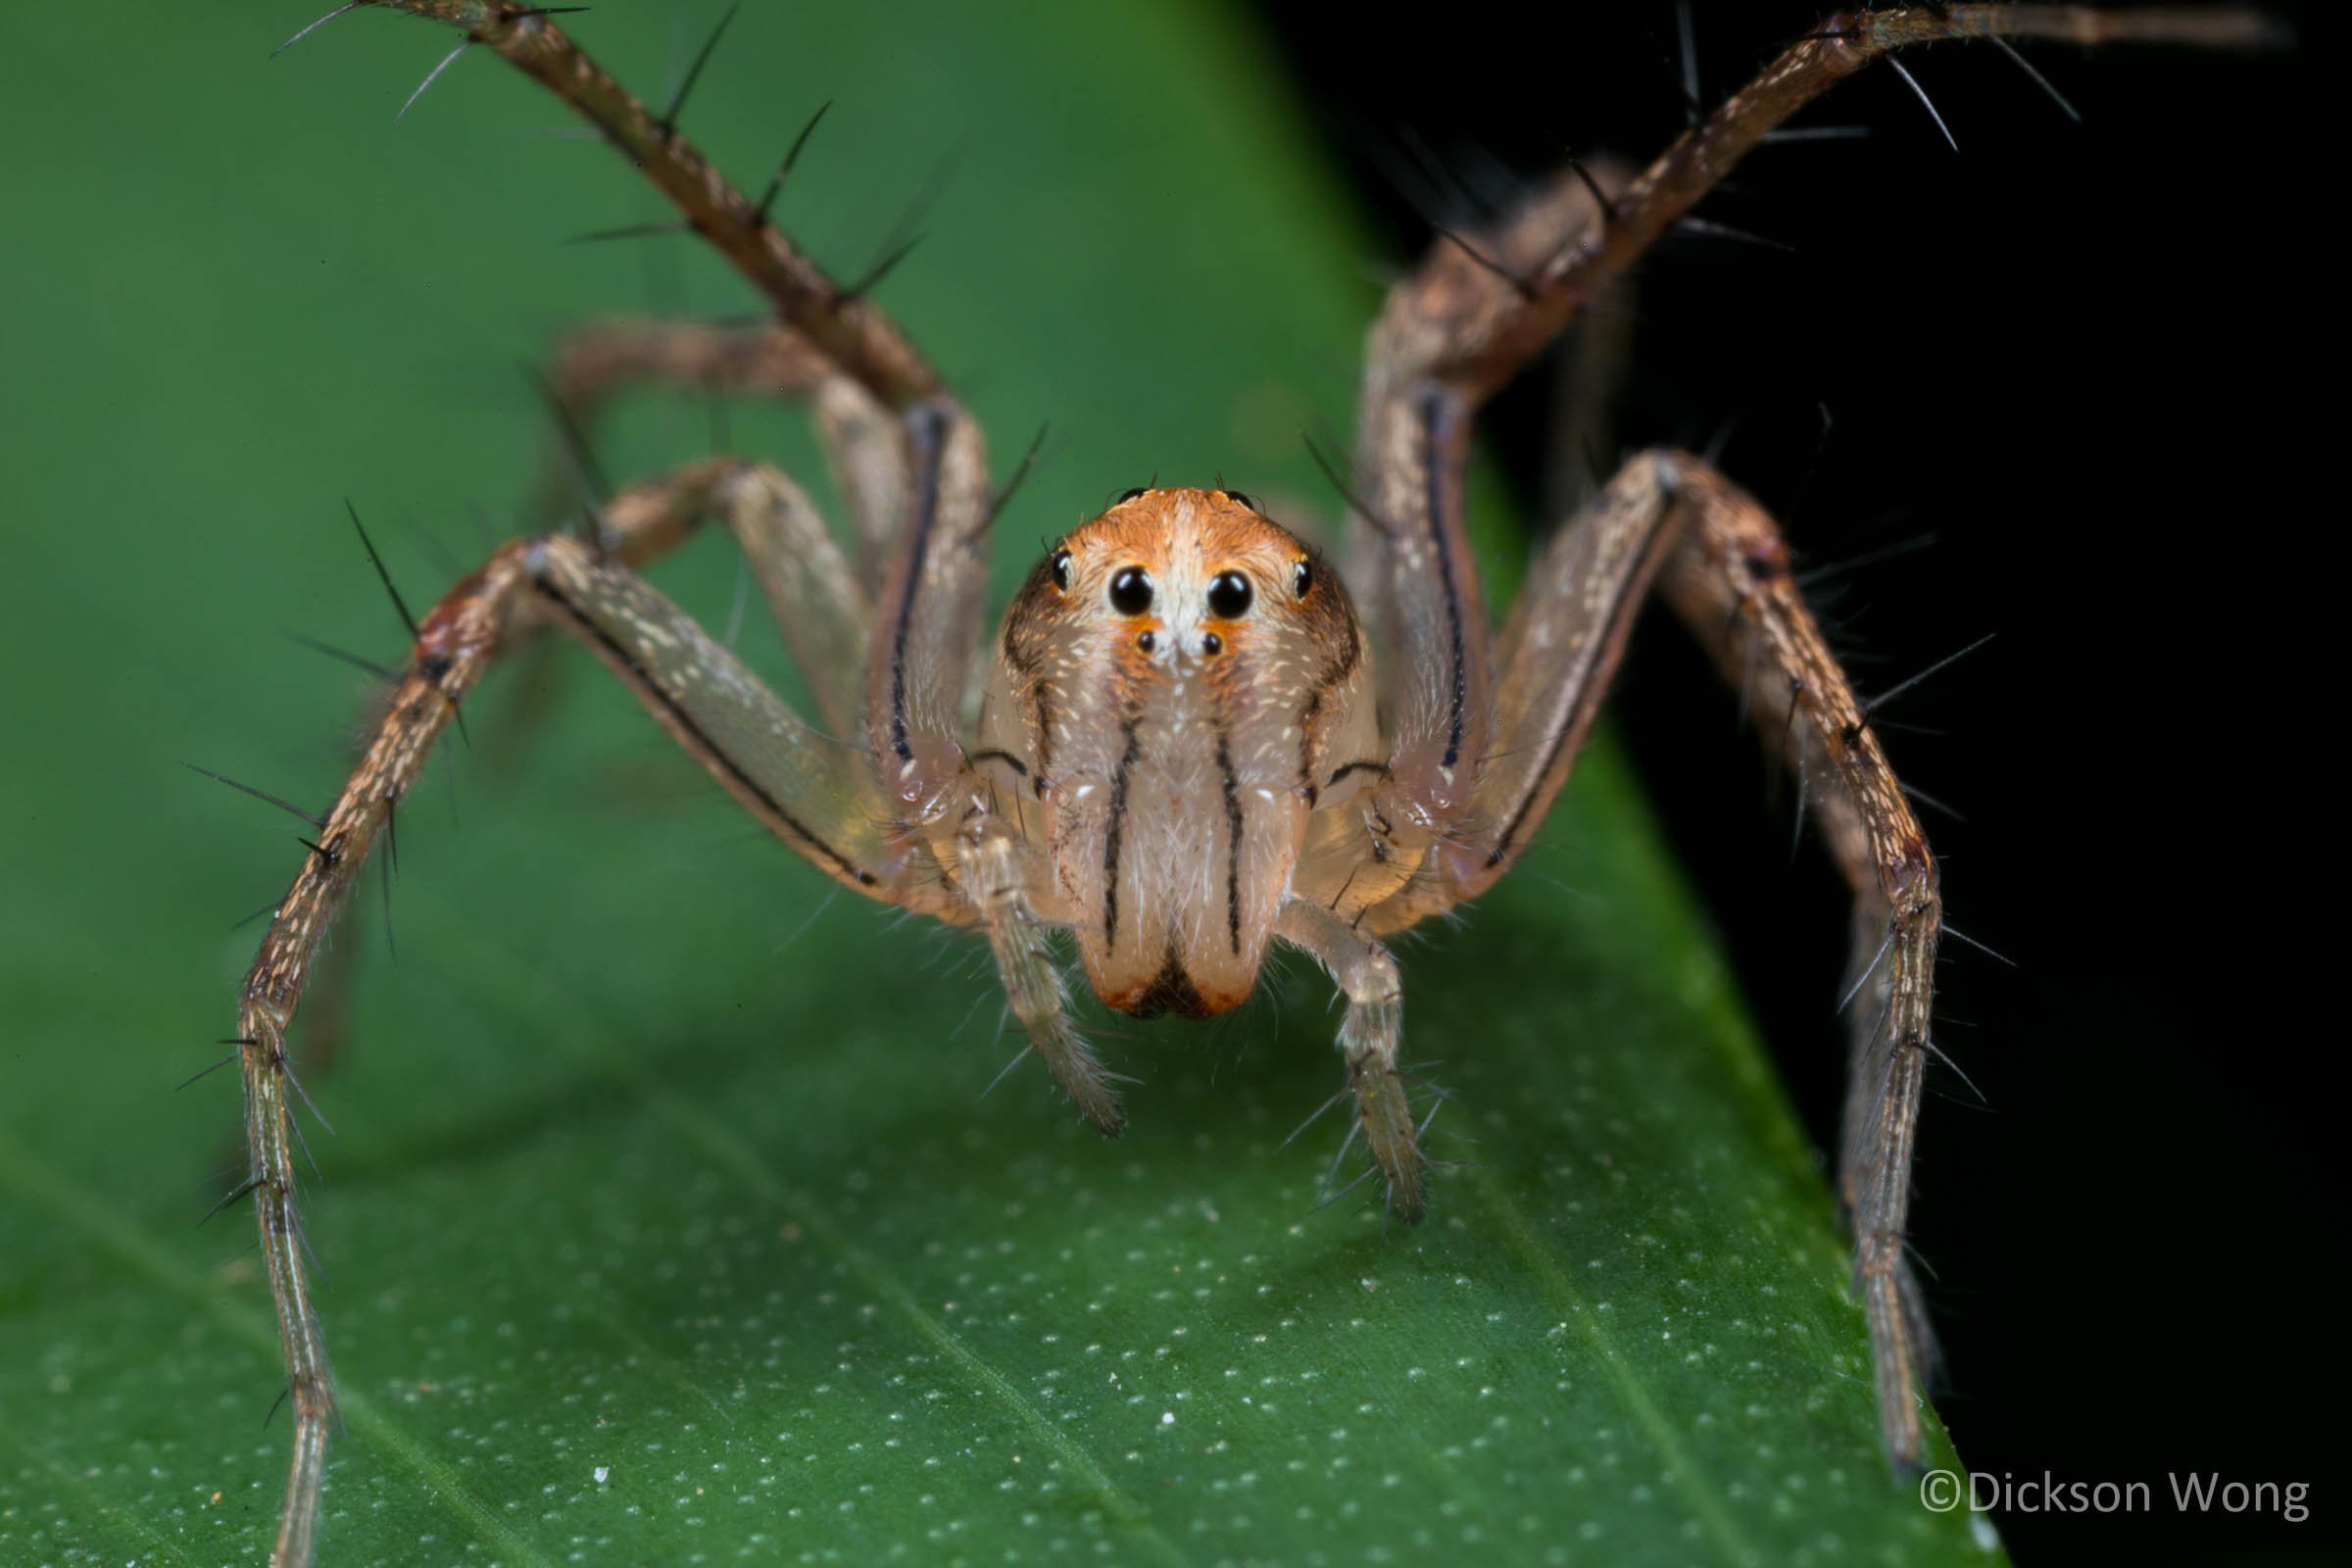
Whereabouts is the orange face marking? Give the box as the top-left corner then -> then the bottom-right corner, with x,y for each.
1047,488 -> 1315,672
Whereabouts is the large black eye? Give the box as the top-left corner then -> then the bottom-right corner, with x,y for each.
1050,549 -> 1072,591
1108,566 -> 1153,615
1206,570 -> 1253,619
1291,559 -> 1314,600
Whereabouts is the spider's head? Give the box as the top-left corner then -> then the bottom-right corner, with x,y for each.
980,487 -> 1374,1017
1022,486 -> 1342,678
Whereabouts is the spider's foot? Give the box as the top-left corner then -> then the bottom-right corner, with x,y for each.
1035,1019 -> 1127,1137
1348,1054 -> 1426,1223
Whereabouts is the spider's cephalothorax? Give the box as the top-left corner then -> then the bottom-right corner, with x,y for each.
980,489 -> 1373,1018
223,5 -> 2279,1561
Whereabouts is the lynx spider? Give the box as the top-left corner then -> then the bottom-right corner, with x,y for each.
222,5 -> 2278,1562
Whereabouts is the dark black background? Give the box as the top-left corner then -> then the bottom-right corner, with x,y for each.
1253,4 -> 2328,1561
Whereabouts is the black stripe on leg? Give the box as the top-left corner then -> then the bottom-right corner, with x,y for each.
1295,638 -> 1362,806
883,403 -> 951,762
534,578 -> 877,888
1485,478 -> 1681,870
967,748 -> 1029,776
1415,384 -> 1471,772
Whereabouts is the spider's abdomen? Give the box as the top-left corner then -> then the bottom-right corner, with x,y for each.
976,488 -> 1375,1017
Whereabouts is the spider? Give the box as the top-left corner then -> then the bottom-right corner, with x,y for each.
219,5 -> 2279,1563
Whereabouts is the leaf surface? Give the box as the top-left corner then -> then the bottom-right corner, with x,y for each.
0,4 -> 1985,1563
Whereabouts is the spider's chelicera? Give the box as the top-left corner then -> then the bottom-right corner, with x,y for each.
222,5 -> 2279,1563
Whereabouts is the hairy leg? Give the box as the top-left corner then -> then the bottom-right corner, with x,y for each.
313,441 -> 884,1091
1356,5 -> 2280,411
1276,901 -> 1422,1219
859,400 -> 995,827
232,462 -> 930,1566
1372,451 -> 1689,923
242,11 -> 1044,1561
1651,461 -> 1946,1469
1363,449 -> 1945,1466
1326,1 -> 2272,1468
336,5 -> 1010,833
1342,2 -> 2277,855
533,317 -> 831,525
357,2 -> 941,408
541,355 -> 1076,1146
537,318 -> 907,591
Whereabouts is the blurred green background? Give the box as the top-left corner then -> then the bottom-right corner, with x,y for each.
0,4 -> 1984,1563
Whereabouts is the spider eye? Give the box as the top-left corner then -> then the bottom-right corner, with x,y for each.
1116,486 -> 1149,505
1224,488 -> 1258,513
1050,549 -> 1072,591
1206,570 -> 1253,619
1108,566 -> 1153,615
1291,559 -> 1314,600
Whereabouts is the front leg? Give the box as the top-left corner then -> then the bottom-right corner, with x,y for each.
1276,901 -> 1424,1220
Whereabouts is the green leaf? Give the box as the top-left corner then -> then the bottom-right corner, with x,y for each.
0,3 -> 1988,1563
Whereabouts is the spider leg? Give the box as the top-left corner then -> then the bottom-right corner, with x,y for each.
1372,451 -> 1689,921
543,317 -> 831,416
1310,3 -> 2272,1469
1335,0 -> 2281,681
262,665 -> 405,1098
1276,901 -> 1422,1219
1362,450 -> 1945,1468
526,349 -> 1047,1147
711,464 -> 872,743
1650,460 -> 1946,1472
817,375 -> 915,598
859,400 -> 995,829
353,3 -> 940,409
518,318 -> 913,759
538,317 -> 906,594
345,4 -> 984,636
336,2 -> 993,607
334,0 -> 1099,1173
1349,5 -> 2280,410
235,462 -> 935,1568
323,8 -> 1004,823
321,320 -> 888,1076
533,316 -> 831,525
1325,158 -> 1632,913
1337,0 -> 2280,657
